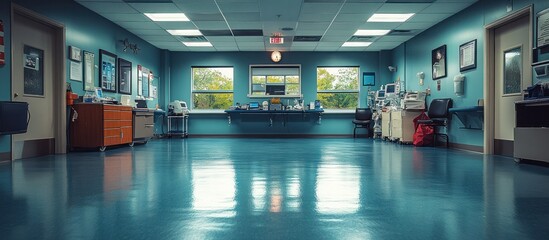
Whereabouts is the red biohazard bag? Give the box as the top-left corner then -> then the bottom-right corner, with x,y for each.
413,112 -> 434,147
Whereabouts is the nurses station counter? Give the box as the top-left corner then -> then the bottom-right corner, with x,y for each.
224,109 -> 324,126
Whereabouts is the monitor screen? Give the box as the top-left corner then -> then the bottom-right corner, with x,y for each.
95,87 -> 103,98
362,72 -> 375,86
385,84 -> 396,94
249,102 -> 259,109
266,85 -> 285,95
376,90 -> 385,99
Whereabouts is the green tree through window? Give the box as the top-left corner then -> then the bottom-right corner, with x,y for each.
317,67 -> 359,109
192,67 -> 233,109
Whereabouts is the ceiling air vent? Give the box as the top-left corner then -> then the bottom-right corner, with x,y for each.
232,30 -> 263,36
177,36 -> 208,42
348,36 -> 375,42
388,29 -> 417,35
201,30 -> 232,36
293,36 -> 322,42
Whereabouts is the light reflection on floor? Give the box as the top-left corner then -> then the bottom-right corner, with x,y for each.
1,138 -> 549,239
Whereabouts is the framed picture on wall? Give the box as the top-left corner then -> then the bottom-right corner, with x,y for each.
83,51 -> 95,91
432,44 -> 447,80
99,49 -> 117,92
459,39 -> 477,72
118,58 -> 132,95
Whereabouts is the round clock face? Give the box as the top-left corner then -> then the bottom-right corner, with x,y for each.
271,51 -> 281,62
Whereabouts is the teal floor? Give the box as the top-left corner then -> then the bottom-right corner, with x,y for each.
1,138 -> 549,239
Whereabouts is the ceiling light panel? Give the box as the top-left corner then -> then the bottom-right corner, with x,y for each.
167,30 -> 202,36
354,29 -> 391,36
144,13 -> 189,21
342,42 -> 372,47
182,42 -> 213,47
367,13 -> 415,22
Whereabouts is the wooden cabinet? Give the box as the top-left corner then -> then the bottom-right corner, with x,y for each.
70,103 -> 133,151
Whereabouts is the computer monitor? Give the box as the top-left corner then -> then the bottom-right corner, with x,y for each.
385,84 -> 398,97
266,85 -> 285,95
95,87 -> 103,98
376,90 -> 385,100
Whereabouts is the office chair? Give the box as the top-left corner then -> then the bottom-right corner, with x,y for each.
416,98 -> 453,147
352,108 -> 373,138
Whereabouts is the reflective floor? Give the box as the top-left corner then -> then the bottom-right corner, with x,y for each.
1,138 -> 549,239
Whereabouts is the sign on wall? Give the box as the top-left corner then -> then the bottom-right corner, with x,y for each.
0,20 -> 5,65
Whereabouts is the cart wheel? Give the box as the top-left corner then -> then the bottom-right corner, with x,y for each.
514,158 -> 522,164
129,142 -> 135,147
99,146 -> 106,152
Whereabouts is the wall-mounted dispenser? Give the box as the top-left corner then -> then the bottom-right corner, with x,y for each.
454,74 -> 465,96
417,72 -> 425,86
533,62 -> 549,79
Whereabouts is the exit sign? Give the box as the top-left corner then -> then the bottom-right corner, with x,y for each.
270,37 -> 284,44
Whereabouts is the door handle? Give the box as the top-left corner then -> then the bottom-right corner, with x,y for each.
14,93 -> 19,98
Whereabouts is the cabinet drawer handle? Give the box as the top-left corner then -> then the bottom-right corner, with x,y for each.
145,124 -> 154,128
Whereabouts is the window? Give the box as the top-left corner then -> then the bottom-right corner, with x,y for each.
317,67 -> 359,109
249,65 -> 301,97
192,67 -> 233,109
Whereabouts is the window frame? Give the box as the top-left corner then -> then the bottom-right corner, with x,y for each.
191,66 -> 234,110
316,66 -> 361,109
248,64 -> 302,98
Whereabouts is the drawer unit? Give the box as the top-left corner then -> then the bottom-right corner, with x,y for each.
70,103 -> 133,151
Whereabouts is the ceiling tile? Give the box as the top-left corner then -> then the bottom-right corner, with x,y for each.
227,21 -> 263,29
291,46 -> 317,51
297,22 -> 331,31
154,21 -> 197,29
420,2 -> 473,14
186,13 -> 225,21
102,13 -> 149,22
396,22 -> 434,30
206,36 -> 236,42
321,35 -> 350,42
131,29 -> 170,35
218,2 -> 260,12
375,3 -> 430,13
315,46 -> 340,51
295,30 -> 326,35
301,3 -> 343,14
334,14 -> 368,22
339,3 -> 383,14
236,42 -> 265,47
291,42 -> 319,47
127,3 -> 181,13
239,46 -> 266,51
214,47 -> 239,51
211,41 -> 238,47
234,36 -> 265,42
139,35 -> 179,42
193,21 -> 230,30
317,42 -> 344,47
376,35 -> 414,42
116,21 -> 160,30
174,1 -> 220,14
78,2 -> 138,14
408,13 -> 452,23
224,12 -> 261,21
299,13 -> 336,22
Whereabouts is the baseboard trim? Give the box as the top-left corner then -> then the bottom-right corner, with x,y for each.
494,139 -> 514,157
445,142 -> 483,153
188,134 -> 355,138
0,152 -> 11,162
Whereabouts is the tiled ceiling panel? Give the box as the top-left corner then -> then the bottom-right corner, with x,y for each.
75,0 -> 479,51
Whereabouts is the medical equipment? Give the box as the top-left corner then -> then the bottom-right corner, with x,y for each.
168,100 -> 189,115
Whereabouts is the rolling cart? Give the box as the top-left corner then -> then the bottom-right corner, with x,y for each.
167,115 -> 188,138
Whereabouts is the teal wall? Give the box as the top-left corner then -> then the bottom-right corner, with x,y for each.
0,0 -> 162,155
0,1 -> 11,154
391,0 -> 549,148
169,51 -> 380,135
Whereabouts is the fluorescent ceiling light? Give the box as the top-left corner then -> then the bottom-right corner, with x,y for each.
167,30 -> 202,36
342,42 -> 372,47
354,29 -> 391,36
144,13 -> 189,22
182,42 -> 212,47
367,13 -> 415,22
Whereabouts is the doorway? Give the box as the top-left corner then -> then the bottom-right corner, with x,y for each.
11,5 -> 66,160
484,6 -> 532,156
